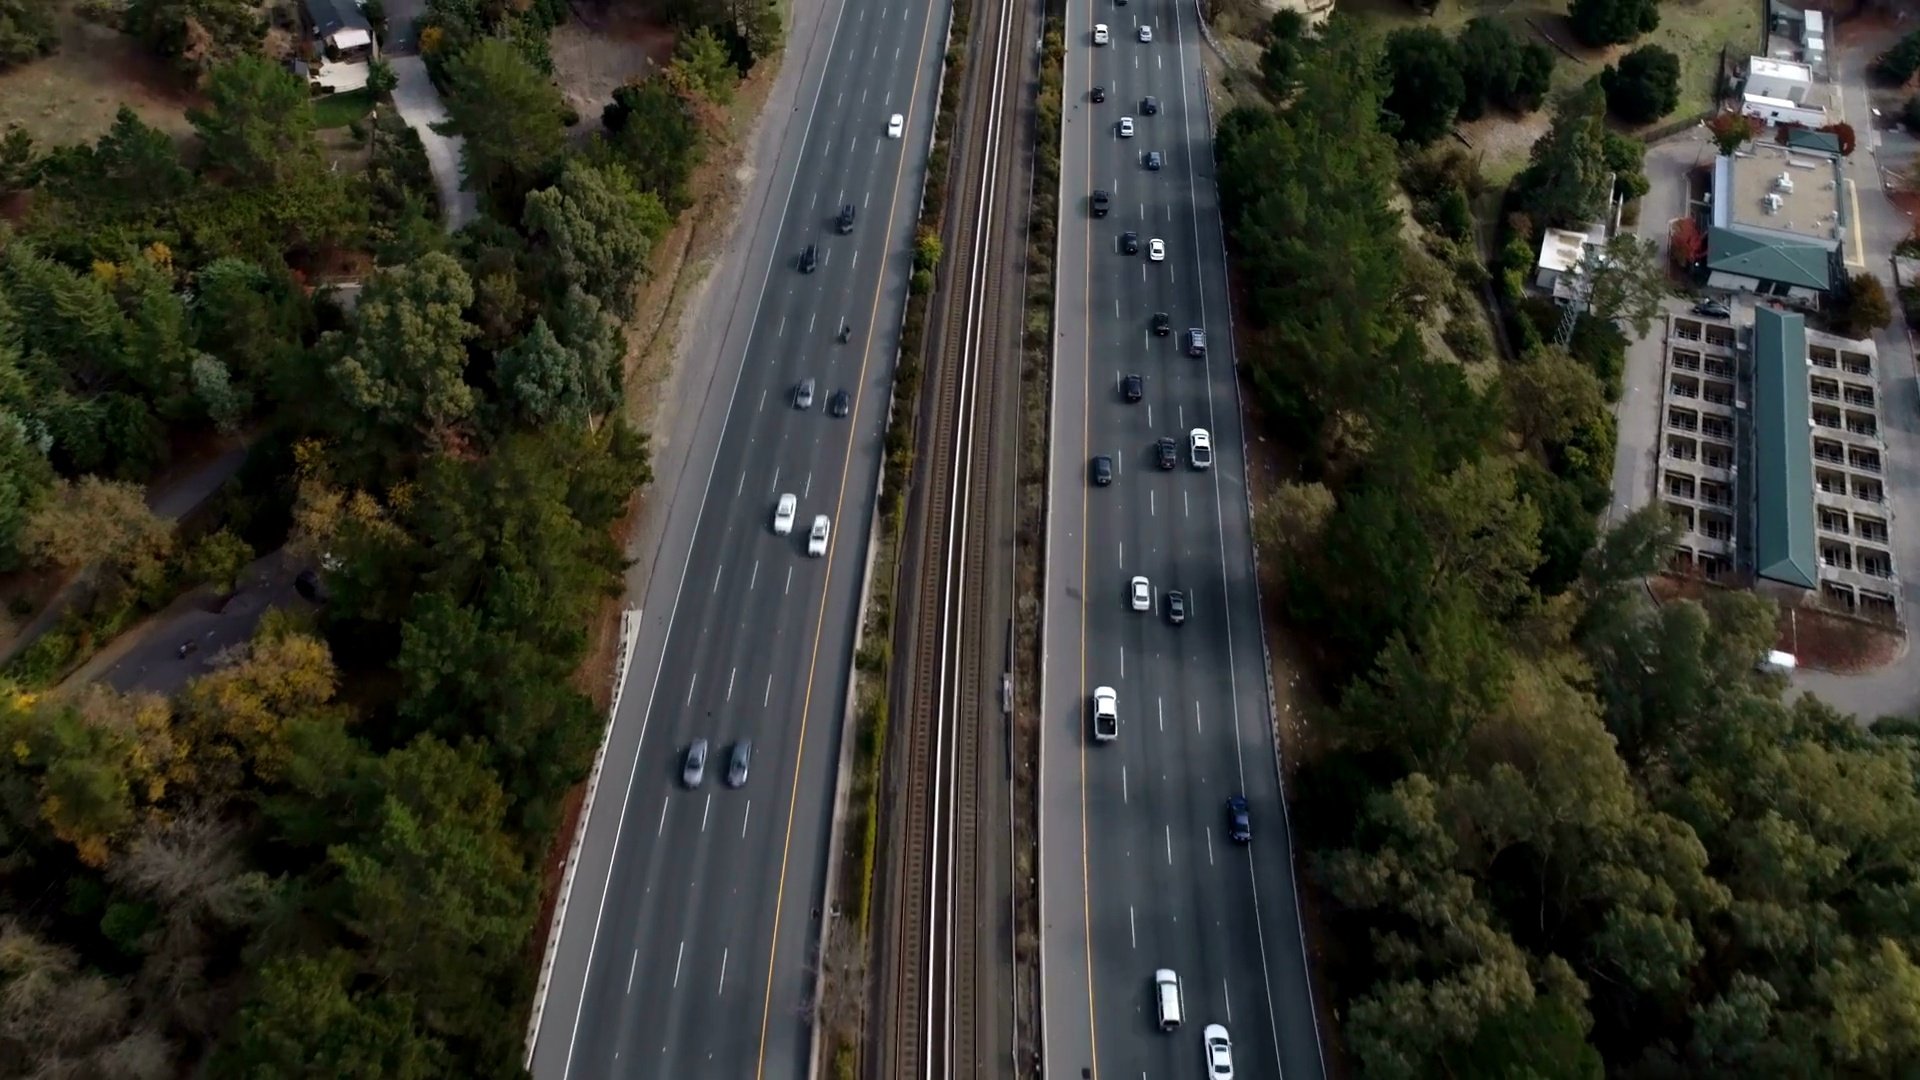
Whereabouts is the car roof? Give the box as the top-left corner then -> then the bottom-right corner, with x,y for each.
1154,967 -> 1176,980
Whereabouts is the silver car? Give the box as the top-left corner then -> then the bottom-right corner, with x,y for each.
726,740 -> 752,788
682,739 -> 708,787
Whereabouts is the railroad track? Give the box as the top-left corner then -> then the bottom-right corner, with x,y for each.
881,0 -> 1027,1071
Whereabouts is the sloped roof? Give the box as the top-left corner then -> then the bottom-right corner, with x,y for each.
1707,226 -> 1834,292
1752,307 -> 1817,590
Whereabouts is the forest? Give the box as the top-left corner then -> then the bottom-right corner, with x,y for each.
1222,18 -> 1920,1078
0,0 -> 762,1075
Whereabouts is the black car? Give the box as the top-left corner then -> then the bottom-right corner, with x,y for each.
1145,150 -> 1163,171
1155,437 -> 1177,470
1091,84 -> 1107,103
1152,311 -> 1170,336
828,389 -> 851,417
799,244 -> 818,273
1141,95 -> 1159,115
1693,298 -> 1730,318
1166,590 -> 1186,625
837,204 -> 856,233
1121,231 -> 1140,255
1122,373 -> 1144,402
1091,454 -> 1114,486
1226,794 -> 1251,843
1091,189 -> 1111,217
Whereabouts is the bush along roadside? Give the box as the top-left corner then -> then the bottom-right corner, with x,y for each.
825,0 -> 971,1071
1009,4 -> 1066,1069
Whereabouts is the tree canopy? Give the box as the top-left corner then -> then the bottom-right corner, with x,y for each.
1567,0 -> 1659,48
1602,44 -> 1682,123
1380,28 -> 1465,145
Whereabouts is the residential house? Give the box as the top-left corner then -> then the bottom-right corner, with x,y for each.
301,0 -> 377,94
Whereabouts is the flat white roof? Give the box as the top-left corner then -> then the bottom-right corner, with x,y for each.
327,26 -> 372,50
1750,55 -> 1813,82
1805,10 -> 1824,33
1537,227 -> 1592,274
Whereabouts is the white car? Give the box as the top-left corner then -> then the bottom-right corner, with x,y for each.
1092,685 -> 1119,741
1138,24 -> 1153,42
1093,22 -> 1109,44
808,514 -> 830,556
1118,116 -> 1135,138
1130,575 -> 1151,611
1148,238 -> 1165,261
887,113 -> 904,138
772,493 -> 797,536
1190,428 -> 1212,469
1203,1024 -> 1233,1078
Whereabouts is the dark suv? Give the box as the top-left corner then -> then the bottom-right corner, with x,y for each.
1091,455 -> 1114,486
799,244 -> 818,273
1141,95 -> 1159,115
1226,795 -> 1251,843
1092,189 -> 1111,218
1091,84 -> 1107,103
837,204 -> 856,233
1152,311 -> 1170,336
1122,373 -> 1144,402
1155,437 -> 1178,470
1121,231 -> 1140,255
1185,327 -> 1206,357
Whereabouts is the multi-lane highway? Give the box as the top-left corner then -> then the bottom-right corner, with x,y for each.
524,0 -> 947,1075
1040,0 -> 1327,1077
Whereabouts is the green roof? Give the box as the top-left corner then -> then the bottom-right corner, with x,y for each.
1752,307 -> 1817,589
1707,226 -> 1835,292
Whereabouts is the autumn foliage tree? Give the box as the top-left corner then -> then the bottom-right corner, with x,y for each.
1669,217 -> 1707,270
1708,111 -> 1760,154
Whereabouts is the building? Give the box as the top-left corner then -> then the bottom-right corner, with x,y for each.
1768,1 -> 1826,75
300,0 -> 378,94
1742,56 -> 1826,128
1749,307 -> 1899,622
1706,141 -> 1846,306
1533,225 -> 1604,304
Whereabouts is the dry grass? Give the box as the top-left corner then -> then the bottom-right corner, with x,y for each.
1340,0 -> 1761,174
0,0 -> 197,149
549,8 -> 678,134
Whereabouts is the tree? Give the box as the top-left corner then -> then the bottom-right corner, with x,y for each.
0,0 -> 58,72
1517,82 -> 1614,229
1820,121 -> 1856,155
183,527 -> 255,595
438,37 -> 567,212
1381,28 -> 1465,145
1456,18 -> 1555,119
1834,271 -> 1894,336
0,919 -> 168,1078
672,26 -> 739,106
600,77 -> 706,212
0,127 -> 35,194
189,55 -> 324,189
1504,347 -> 1608,458
1259,9 -> 1309,96
177,621 -> 342,794
1874,30 -> 1920,86
223,948 -> 448,1079
1669,217 -> 1707,270
329,735 -> 539,1048
494,316 -> 609,428
122,0 -> 266,80
19,476 -> 174,578
1709,111 -> 1760,154
323,253 -> 479,450
521,159 -> 670,318
1602,45 -> 1681,124
1580,233 -> 1668,338
0,410 -> 53,573
368,57 -> 398,96
1568,0 -> 1659,48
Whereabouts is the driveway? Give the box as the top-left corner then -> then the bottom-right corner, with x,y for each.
389,55 -> 477,232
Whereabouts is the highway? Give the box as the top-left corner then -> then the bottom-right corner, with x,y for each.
522,0 -> 948,1075
1039,0 -> 1327,1077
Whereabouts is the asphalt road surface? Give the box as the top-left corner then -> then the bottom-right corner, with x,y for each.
524,0 -> 947,1076
1039,1 -> 1326,1078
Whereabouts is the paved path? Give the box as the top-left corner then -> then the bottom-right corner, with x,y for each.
389,55 -> 477,232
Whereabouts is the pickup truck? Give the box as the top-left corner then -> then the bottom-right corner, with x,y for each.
1092,686 -> 1118,741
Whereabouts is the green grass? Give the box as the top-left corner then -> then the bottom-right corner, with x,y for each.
312,87 -> 376,129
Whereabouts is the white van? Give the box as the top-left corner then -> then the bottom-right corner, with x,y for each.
1153,968 -> 1184,1031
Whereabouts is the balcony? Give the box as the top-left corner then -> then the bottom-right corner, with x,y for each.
1857,516 -> 1890,544
1819,510 -> 1851,535
1810,376 -> 1840,402
1849,447 -> 1883,474
1843,385 -> 1876,410
1810,345 -> 1838,369
1821,541 -> 1854,571
1841,351 -> 1873,376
